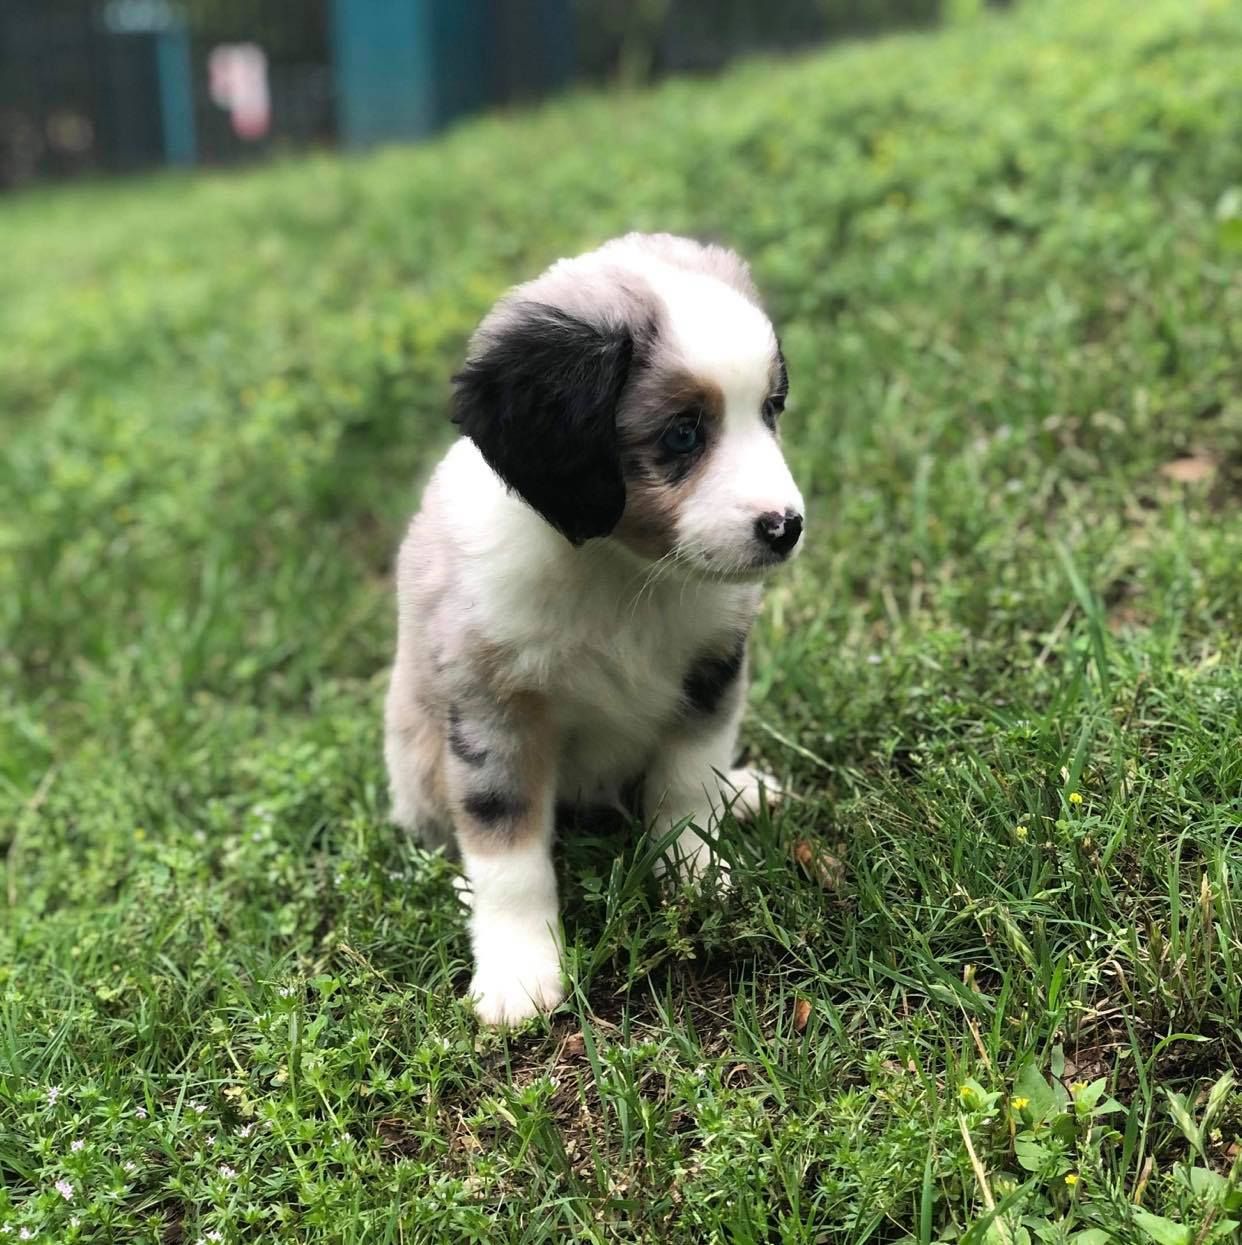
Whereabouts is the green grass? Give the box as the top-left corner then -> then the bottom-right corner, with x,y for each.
2,0 -> 1242,1240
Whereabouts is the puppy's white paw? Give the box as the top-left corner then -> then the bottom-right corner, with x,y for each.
680,842 -> 733,891
723,766 -> 781,820
468,943 -> 565,1026
656,825 -> 733,891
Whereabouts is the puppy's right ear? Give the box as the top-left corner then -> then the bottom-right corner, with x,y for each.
451,302 -> 634,545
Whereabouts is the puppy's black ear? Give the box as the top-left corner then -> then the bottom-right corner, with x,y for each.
451,303 -> 634,545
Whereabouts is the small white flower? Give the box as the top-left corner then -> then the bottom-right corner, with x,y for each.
123,1161 -> 137,1175
135,1105 -> 147,1119
46,1085 -> 62,1105
217,1164 -> 236,1179
70,1139 -> 84,1152
19,1229 -> 34,1241
237,1124 -> 253,1138
191,1103 -> 206,1115
205,1134 -> 216,1148
69,1220 -> 80,1230
56,1179 -> 74,1201
278,987 -> 294,998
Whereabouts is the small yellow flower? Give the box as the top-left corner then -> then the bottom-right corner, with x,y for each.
1070,1081 -> 1087,1095
1069,792 -> 1084,805
1014,825 -> 1029,840
1064,1172 -> 1079,1187
958,1081 -> 985,1109
1010,1096 -> 1030,1111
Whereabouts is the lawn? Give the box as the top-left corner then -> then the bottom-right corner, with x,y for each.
2,0 -> 1241,1240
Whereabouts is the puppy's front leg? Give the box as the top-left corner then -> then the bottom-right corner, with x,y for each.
645,717 -> 746,886
446,692 -> 564,1025
645,643 -> 775,886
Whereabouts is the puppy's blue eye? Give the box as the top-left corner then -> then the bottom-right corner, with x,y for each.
662,415 -> 703,455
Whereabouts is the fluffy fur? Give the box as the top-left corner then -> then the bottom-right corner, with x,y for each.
384,233 -> 805,1024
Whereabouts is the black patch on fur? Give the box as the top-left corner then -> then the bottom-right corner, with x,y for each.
463,789 -> 527,825
682,635 -> 746,718
452,304 -> 643,545
447,707 -> 489,767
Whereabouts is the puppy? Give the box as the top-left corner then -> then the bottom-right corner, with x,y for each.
384,233 -> 804,1024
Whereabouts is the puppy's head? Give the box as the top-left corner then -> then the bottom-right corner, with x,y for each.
452,233 -> 804,577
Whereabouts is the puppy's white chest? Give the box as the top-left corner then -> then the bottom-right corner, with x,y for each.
544,587 -> 748,798
553,638 -> 686,797
456,501 -> 762,797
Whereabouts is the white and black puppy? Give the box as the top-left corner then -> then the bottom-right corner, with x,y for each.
384,233 -> 804,1024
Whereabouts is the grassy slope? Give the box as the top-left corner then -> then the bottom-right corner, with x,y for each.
2,0 -> 1241,1240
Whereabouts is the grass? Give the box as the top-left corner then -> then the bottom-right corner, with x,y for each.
2,0 -> 1241,1240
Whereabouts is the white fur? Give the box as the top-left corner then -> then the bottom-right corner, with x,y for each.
422,444 -> 777,1022
433,439 -> 764,802
463,837 -> 564,1026
385,235 -> 802,1025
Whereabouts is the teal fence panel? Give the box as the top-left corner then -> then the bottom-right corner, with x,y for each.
331,0 -> 436,147
155,25 -> 196,166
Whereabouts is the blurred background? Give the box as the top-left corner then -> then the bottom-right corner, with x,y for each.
0,0 -> 1009,190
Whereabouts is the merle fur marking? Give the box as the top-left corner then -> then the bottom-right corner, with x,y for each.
462,789 -> 527,826
682,635 -> 746,718
447,706 -> 489,767
451,304 -> 643,545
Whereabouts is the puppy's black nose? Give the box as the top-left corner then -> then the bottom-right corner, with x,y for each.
755,509 -> 803,558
